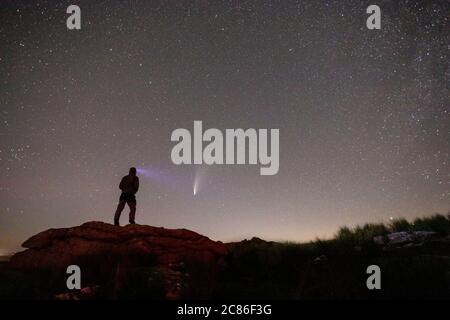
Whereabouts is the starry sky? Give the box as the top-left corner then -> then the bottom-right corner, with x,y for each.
1,0 -> 449,254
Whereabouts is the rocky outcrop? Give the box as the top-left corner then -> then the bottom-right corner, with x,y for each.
8,221 -> 228,299
373,230 -> 438,249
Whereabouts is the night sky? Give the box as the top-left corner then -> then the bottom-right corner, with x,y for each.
1,0 -> 449,254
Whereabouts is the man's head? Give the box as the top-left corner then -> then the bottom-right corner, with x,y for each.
129,167 -> 137,176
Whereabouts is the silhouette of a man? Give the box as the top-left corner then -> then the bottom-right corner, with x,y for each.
114,167 -> 139,226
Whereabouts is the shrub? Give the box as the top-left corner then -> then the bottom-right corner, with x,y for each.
389,218 -> 412,232
335,223 -> 389,246
335,226 -> 355,244
412,214 -> 450,235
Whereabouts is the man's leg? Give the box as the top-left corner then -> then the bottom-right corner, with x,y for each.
128,202 -> 136,224
114,201 -> 126,226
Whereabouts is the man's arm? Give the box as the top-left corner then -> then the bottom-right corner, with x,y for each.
119,177 -> 124,190
134,177 -> 139,194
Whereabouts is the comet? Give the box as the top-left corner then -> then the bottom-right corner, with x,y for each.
193,166 -> 206,196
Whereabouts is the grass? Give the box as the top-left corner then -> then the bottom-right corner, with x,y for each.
335,223 -> 389,246
412,214 -> 450,235
334,213 -> 450,247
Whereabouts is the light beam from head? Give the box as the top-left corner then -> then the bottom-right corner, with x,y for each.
136,166 -> 193,194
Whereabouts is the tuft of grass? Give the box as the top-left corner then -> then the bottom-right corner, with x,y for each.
412,214 -> 450,235
335,223 -> 389,246
389,218 -> 412,232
